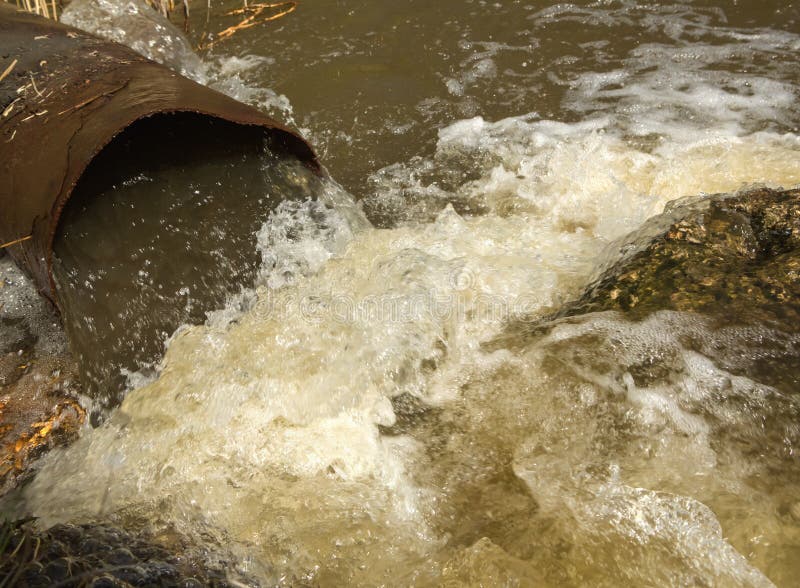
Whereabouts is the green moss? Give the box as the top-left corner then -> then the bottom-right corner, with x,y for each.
567,187 -> 800,328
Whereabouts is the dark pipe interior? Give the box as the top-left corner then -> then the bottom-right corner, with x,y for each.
52,113 -> 323,414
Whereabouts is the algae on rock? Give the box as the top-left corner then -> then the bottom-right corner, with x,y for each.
569,187 -> 800,325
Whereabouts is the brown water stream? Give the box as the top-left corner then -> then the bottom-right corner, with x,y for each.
7,1 -> 800,585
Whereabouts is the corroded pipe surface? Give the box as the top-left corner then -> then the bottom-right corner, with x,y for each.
0,3 -> 320,306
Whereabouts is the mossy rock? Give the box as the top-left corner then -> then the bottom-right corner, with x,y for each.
489,187 -> 800,394
569,187 -> 800,325
0,519 -> 250,587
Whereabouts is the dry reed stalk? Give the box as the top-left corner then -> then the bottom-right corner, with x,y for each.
15,0 -> 58,20
0,235 -> 32,250
200,1 -> 296,49
13,0 -> 278,35
0,59 -> 18,84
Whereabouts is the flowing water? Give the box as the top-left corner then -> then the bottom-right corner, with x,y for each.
52,114 -> 324,409
8,1 -> 800,586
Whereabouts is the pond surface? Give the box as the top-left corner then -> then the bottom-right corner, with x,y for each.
13,1 -> 800,586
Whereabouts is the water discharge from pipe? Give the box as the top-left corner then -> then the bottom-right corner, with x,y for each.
22,119 -> 800,586
51,113 -> 328,411
5,0 -> 800,586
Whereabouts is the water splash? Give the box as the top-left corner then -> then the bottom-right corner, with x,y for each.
18,1 -> 800,585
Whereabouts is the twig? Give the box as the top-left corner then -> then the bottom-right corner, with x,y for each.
29,73 -> 42,97
0,235 -> 32,249
2,98 -> 20,117
182,0 -> 190,32
58,84 -> 125,116
0,59 -> 18,84
200,2 -> 297,50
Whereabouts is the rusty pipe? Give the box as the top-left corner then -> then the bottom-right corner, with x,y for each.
0,3 -> 321,306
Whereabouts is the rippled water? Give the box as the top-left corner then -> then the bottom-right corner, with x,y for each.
12,1 -> 800,586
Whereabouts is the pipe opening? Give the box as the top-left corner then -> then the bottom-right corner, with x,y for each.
52,112 -> 323,411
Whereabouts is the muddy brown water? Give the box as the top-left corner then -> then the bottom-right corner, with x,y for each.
188,0 -> 800,205
5,1 -> 800,586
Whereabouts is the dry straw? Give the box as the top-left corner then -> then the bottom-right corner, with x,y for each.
14,0 -> 58,19
0,235 -> 32,249
13,0 -> 186,22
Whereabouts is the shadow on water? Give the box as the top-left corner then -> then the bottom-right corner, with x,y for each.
52,113 -> 322,415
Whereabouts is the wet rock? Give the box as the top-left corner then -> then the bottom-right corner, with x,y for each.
491,187 -> 800,394
567,187 -> 800,325
0,520 -> 252,587
0,257 -> 84,494
107,547 -> 137,566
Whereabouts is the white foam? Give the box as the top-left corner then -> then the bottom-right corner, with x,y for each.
368,112 -> 800,231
